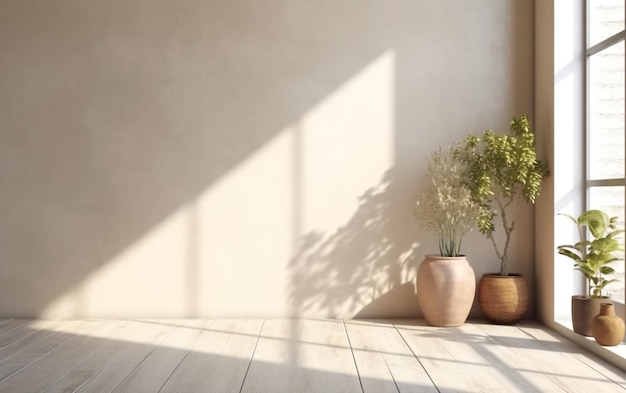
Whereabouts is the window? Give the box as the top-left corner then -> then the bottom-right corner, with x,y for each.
586,0 -> 625,303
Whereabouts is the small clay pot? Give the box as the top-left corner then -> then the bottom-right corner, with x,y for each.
591,303 -> 625,346
571,296 -> 607,336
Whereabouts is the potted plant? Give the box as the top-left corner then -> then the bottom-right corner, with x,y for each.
457,115 -> 549,324
413,146 -> 480,327
557,209 -> 624,336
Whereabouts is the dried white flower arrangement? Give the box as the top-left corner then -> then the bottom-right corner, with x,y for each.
414,146 -> 480,257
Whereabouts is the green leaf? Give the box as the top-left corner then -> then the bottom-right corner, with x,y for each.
574,266 -> 595,277
456,115 -> 549,272
557,213 -> 578,225
599,279 -> 619,288
557,248 -> 582,263
600,266 -> 616,275
578,210 -> 609,239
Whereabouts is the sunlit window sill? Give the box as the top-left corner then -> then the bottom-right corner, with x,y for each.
553,319 -> 626,370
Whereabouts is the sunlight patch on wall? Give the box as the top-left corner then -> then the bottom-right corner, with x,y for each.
197,130 -> 295,316
43,208 -> 190,317
300,50 -> 395,233
289,50 -> 398,317
42,50 -> 396,318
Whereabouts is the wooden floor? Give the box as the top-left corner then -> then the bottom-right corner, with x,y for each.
0,319 -> 623,392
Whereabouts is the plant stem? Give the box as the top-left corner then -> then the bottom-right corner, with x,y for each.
575,221 -> 593,297
494,190 -> 521,276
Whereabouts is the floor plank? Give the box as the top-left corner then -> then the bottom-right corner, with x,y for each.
345,319 -> 437,393
241,319 -> 362,393
470,322 -> 590,392
74,319 -> 176,392
0,320 -> 57,351
159,319 -> 263,393
0,320 -> 125,392
0,320 -> 35,342
394,319 -> 545,393
42,320 -> 133,393
517,323 -> 626,390
0,319 -> 622,393
112,320 -> 210,393
0,320 -> 88,386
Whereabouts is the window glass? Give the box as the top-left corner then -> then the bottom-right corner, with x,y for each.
588,41 -> 625,180
588,0 -> 625,48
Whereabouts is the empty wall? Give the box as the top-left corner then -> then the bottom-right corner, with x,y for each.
0,0 -> 535,318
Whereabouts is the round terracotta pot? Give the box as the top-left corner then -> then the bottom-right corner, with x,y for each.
416,255 -> 476,327
478,273 -> 528,325
592,303 -> 625,346
572,295 -> 607,336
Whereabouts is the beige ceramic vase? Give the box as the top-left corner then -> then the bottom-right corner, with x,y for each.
416,255 -> 476,327
591,303 -> 625,346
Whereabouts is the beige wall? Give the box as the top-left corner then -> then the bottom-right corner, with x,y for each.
0,0 -> 535,318
534,0 -> 557,326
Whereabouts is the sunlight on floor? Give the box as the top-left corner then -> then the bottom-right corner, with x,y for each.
5,319 -> 623,392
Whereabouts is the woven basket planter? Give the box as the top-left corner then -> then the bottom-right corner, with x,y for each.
478,273 -> 528,325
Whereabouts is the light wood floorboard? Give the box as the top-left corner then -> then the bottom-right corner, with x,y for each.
1,320 -> 127,392
42,320 -> 133,393
160,319 -> 263,393
111,320 -> 209,393
0,319 -> 621,393
345,319 -> 436,393
0,320 -> 88,386
517,324 -> 626,390
75,320 -> 176,392
241,319 -> 362,393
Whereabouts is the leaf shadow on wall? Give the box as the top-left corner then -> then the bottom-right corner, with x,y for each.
0,0 -> 533,318
0,0 -> 410,317
288,168 -> 423,318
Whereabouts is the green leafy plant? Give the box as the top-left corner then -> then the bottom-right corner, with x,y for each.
557,210 -> 624,298
457,115 -> 549,275
414,146 -> 480,257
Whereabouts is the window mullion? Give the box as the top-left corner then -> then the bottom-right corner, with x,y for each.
588,30 -> 626,56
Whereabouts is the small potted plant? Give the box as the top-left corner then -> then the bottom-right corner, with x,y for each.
557,209 -> 624,336
457,115 -> 549,324
414,145 -> 481,327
